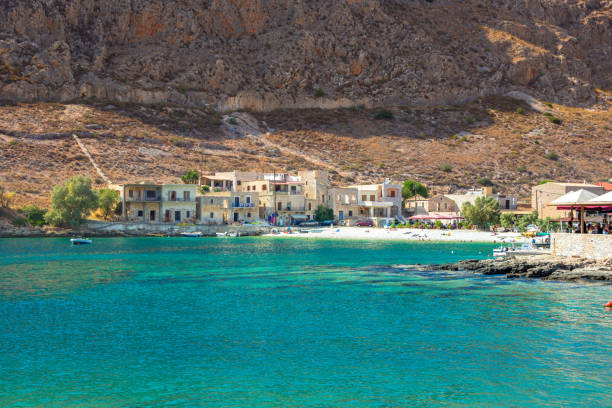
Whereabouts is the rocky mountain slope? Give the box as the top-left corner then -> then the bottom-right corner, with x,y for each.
0,1 -> 611,209
1,0 -> 611,110
1,93 -> 610,208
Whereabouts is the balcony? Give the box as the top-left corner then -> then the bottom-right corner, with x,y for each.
164,197 -> 195,202
126,196 -> 161,202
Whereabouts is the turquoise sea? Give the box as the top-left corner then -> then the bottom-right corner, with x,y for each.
0,237 -> 611,407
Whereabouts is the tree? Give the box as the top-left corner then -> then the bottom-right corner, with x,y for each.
0,183 -> 15,208
199,185 -> 210,194
313,205 -> 334,222
98,188 -> 120,220
21,205 -> 47,227
181,170 -> 200,184
45,176 -> 99,227
402,180 -> 429,213
517,211 -> 539,232
462,196 -> 500,230
500,213 -> 516,229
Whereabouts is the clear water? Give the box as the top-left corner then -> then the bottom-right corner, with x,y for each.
0,237 -> 611,407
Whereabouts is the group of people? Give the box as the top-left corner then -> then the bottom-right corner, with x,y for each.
566,221 -> 612,234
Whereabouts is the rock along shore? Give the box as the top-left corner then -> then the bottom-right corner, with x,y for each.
435,255 -> 612,284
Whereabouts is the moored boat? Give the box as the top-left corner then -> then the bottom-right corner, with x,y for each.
180,232 -> 203,237
70,238 -> 92,245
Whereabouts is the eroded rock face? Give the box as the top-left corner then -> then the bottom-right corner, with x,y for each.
0,0 -> 610,110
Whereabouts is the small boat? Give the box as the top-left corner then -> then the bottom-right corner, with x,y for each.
308,229 -> 324,233
181,232 -> 203,237
216,231 -> 237,237
493,247 -> 508,258
71,238 -> 92,245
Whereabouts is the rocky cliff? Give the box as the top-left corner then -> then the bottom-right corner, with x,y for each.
1,0 -> 610,111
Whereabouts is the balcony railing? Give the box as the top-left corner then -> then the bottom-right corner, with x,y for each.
233,202 -> 255,208
126,196 -> 161,202
164,198 -> 195,202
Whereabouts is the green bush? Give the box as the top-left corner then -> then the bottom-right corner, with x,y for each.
461,135 -> 468,142
13,217 -> 27,227
545,151 -> 559,161
176,84 -> 186,94
439,163 -> 452,172
314,89 -> 325,98
538,179 -> 555,185
477,177 -> 493,186
515,107 -> 525,114
227,117 -> 238,125
543,112 -> 561,124
374,109 -> 394,120
199,185 -> 210,194
22,205 -> 47,227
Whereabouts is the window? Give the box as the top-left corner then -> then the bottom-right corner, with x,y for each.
129,190 -> 134,198
370,195 -> 375,201
246,196 -> 251,204
138,210 -> 143,217
247,186 -> 250,191
169,191 -> 177,201
146,190 -> 157,199
262,185 -> 267,191
234,197 -> 240,207
389,190 -> 396,197
184,191 -> 190,200
349,210 -> 353,217
362,195 -> 367,201
277,202 -> 282,211
247,212 -> 251,218
186,211 -> 191,218
287,203 -> 291,210
150,210 -> 155,221
210,199 -> 213,204
253,185 -> 256,191
291,185 -> 297,193
175,211 -> 181,221
308,202 -> 312,211
210,212 -> 214,218
237,180 -> 241,185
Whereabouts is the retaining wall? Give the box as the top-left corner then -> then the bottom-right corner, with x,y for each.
86,221 -> 269,236
551,233 -> 612,260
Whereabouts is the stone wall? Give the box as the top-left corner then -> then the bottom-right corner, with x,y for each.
551,233 -> 612,260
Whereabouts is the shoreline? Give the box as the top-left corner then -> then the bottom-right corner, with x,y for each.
434,254 -> 612,284
264,227 -> 531,244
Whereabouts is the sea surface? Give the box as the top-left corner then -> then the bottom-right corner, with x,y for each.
0,237 -> 611,407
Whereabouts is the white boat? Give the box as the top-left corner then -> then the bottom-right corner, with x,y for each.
216,231 -> 237,237
70,238 -> 92,245
181,232 -> 203,237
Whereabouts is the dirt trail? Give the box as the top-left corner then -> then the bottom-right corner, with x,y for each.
72,134 -> 117,188
225,112 -> 350,176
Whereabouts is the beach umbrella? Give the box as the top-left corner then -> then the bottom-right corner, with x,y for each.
551,189 -> 599,233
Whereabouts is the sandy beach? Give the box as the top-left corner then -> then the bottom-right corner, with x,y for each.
265,227 -> 531,243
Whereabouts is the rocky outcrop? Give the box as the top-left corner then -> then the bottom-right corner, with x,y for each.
1,1 -> 610,110
438,255 -> 612,283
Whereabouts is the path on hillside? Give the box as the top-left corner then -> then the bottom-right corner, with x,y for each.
72,134 -> 117,188
225,112 -> 351,176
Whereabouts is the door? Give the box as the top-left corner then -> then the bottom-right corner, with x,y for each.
234,197 -> 240,207
150,210 -> 156,221
175,211 -> 181,222
233,212 -> 239,222
339,211 -> 344,220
